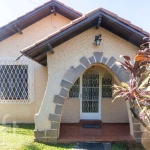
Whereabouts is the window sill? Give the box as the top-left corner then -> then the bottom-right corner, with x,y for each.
0,99 -> 33,104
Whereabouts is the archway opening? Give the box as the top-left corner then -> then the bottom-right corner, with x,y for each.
59,64 -> 132,143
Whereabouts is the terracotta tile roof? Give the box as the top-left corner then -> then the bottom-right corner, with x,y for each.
0,0 -> 83,42
100,8 -> 118,18
100,7 -> 149,36
85,8 -> 101,17
22,7 -> 150,53
54,0 -> 82,15
0,0 -> 82,30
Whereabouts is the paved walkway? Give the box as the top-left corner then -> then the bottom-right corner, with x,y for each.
73,142 -> 111,150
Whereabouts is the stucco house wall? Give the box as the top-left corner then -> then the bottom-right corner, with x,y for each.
0,14 -> 70,123
35,26 -> 138,130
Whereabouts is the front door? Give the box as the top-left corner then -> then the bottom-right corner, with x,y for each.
80,72 -> 101,120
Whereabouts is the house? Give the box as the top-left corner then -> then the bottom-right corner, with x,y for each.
0,0 -> 150,143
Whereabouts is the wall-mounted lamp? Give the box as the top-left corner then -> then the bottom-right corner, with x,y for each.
95,34 -> 102,46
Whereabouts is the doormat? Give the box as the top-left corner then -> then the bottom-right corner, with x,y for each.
77,142 -> 105,150
82,124 -> 101,128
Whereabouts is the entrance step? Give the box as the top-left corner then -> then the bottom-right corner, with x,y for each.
80,120 -> 102,125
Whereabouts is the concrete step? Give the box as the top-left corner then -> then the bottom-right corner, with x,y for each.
80,120 -> 102,124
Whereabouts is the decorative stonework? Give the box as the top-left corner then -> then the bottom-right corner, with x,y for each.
49,114 -> 61,122
94,52 -> 103,62
34,51 -> 132,143
55,104 -> 63,115
132,110 -> 150,142
34,130 -> 58,143
53,95 -> 65,105
60,80 -> 73,89
80,56 -> 91,68
51,122 -> 59,129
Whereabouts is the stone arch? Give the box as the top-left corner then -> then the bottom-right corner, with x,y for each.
47,51 -> 131,141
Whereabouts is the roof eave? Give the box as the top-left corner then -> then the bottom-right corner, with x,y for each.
0,0 -> 82,42
21,9 -> 150,66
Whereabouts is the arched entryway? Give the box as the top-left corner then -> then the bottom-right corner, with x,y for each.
49,52 -> 132,140
58,64 -> 132,143
61,64 -> 121,123
34,51 -> 136,143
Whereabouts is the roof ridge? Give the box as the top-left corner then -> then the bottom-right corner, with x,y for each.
22,7 -> 150,53
0,0 -> 82,30
21,7 -> 150,66
85,7 -> 101,17
53,0 -> 82,16
100,7 -> 149,36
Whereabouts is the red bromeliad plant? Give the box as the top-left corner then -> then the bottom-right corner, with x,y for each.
113,37 -> 150,131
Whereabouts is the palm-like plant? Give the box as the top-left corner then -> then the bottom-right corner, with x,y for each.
113,37 -> 150,131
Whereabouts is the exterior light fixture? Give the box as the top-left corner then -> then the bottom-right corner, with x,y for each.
95,34 -> 102,46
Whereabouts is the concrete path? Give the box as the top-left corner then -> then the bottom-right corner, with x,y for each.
73,142 -> 111,150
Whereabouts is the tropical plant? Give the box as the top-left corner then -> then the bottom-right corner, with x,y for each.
113,37 -> 150,131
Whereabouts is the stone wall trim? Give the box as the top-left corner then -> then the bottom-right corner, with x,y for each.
133,123 -> 146,132
49,114 -> 61,122
116,67 -> 130,82
89,56 -> 95,64
51,122 -> 59,129
94,52 -> 103,63
34,137 -> 57,143
59,88 -> 68,97
46,130 -> 58,137
102,57 -> 107,64
63,66 -> 75,82
55,104 -> 63,114
110,63 -> 119,72
106,56 -> 116,68
53,95 -> 65,105
61,80 -> 73,89
34,130 -> 45,138
80,56 -> 91,68
134,131 -> 146,138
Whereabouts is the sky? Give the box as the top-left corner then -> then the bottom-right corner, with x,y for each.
0,0 -> 150,33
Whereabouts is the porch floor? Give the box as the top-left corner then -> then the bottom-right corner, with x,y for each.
58,123 -> 134,143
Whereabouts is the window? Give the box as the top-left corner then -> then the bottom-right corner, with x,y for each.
69,78 -> 80,98
102,75 -> 112,98
0,58 -> 34,103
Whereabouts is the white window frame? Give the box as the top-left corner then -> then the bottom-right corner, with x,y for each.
0,57 -> 34,103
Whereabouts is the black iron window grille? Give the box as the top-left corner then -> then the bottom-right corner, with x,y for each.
69,78 -> 80,98
102,75 -> 112,98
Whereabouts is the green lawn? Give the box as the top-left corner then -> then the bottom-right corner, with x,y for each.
0,124 -> 74,150
0,124 -> 146,150
111,142 -> 145,150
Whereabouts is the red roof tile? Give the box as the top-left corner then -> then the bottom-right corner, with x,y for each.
117,16 -> 131,25
22,7 -> 150,53
100,8 -> 117,18
85,8 -> 101,17
0,0 -> 82,30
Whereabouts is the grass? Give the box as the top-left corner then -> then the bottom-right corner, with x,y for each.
0,124 -> 147,150
111,142 -> 128,150
111,141 -> 145,150
0,124 -> 74,150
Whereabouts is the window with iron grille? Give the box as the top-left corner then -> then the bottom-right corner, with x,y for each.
69,78 -> 80,98
0,57 -> 34,103
102,75 -> 112,98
